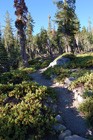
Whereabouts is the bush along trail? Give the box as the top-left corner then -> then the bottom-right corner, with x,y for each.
30,52 -> 93,140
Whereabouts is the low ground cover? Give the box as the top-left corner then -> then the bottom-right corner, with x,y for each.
0,66 -> 57,140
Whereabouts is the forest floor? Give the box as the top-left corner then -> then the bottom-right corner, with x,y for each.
30,67 -> 91,138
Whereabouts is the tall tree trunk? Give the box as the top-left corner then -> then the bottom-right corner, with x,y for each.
20,36 -> 29,67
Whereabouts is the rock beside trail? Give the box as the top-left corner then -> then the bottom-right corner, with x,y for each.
72,87 -> 86,103
64,135 -> 89,140
58,130 -> 71,140
55,115 -> 64,124
53,123 -> 66,132
48,57 -> 70,68
64,77 -> 76,86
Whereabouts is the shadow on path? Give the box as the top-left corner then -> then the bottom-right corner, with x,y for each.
30,68 -> 91,137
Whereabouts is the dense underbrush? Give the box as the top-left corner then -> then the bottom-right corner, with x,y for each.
0,66 -> 57,140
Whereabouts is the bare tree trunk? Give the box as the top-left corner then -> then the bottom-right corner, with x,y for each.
20,37 -> 29,67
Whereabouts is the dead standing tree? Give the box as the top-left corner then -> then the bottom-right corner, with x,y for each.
14,0 -> 29,67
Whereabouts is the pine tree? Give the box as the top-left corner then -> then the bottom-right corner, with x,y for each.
47,15 -> 53,58
0,43 -> 10,74
26,12 -> 35,59
40,27 -> 47,53
14,0 -> 29,67
54,0 -> 78,52
3,11 -> 14,53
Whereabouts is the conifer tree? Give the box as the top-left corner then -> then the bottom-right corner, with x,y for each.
54,0 -> 78,52
26,12 -> 35,59
3,11 -> 14,53
0,27 -> 10,73
47,15 -> 53,58
40,27 -> 47,53
14,0 -> 29,67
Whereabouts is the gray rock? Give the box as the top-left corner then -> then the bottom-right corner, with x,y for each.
55,115 -> 63,124
64,135 -> 89,140
53,123 -> 66,132
58,130 -> 71,140
48,57 -> 70,68
64,77 -> 76,85
57,57 -> 70,66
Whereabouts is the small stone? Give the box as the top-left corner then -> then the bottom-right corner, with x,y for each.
64,135 -> 89,140
53,123 -> 66,132
58,130 -> 71,140
55,115 -> 63,124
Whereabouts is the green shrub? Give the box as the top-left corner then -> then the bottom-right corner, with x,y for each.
0,81 -> 57,140
41,59 -> 52,68
69,72 -> 93,91
28,59 -> 42,70
0,69 -> 33,85
65,52 -> 93,69
55,52 -> 76,61
78,97 -> 93,129
82,90 -> 93,99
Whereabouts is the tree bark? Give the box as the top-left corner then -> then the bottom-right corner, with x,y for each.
20,37 -> 29,67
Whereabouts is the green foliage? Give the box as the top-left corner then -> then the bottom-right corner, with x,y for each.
28,59 -> 42,69
69,72 -> 93,91
78,98 -> 93,129
55,52 -> 76,61
42,65 -> 60,79
65,52 -> 93,69
82,90 -> 93,99
0,81 -> 56,140
0,68 -> 34,85
0,43 -> 10,74
41,59 -> 52,68
0,63 -> 57,140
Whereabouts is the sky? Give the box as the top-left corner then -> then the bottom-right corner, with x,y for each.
0,0 -> 93,35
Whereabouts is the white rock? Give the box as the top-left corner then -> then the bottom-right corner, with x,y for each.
74,92 -> 78,100
78,95 -> 84,103
48,57 -> 70,68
